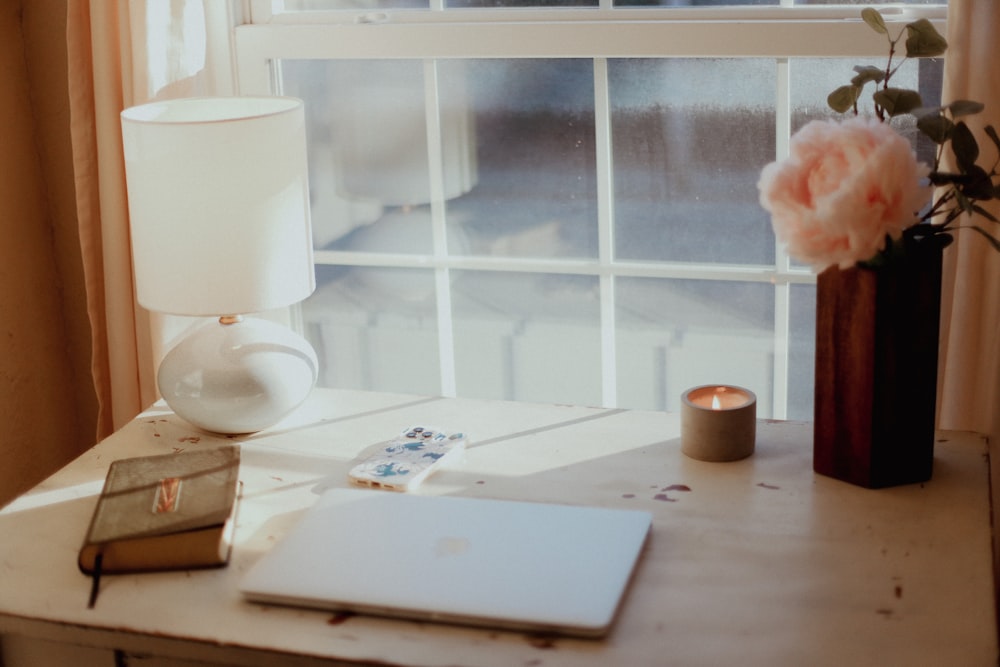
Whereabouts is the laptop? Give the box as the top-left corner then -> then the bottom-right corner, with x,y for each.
239,488 -> 652,637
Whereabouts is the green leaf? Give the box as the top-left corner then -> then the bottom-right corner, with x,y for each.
917,114 -> 953,144
861,8 -> 889,35
951,121 -> 980,172
873,88 -> 923,116
827,85 -> 860,113
947,100 -> 985,118
851,65 -> 885,87
905,18 -> 948,58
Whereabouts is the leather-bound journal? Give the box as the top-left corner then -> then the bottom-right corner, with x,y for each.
79,446 -> 241,607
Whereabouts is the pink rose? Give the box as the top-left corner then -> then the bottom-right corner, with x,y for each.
757,117 -> 932,271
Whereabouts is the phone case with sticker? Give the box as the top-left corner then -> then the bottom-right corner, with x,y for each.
348,426 -> 467,492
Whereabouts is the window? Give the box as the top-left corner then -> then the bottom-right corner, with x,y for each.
235,1 -> 946,419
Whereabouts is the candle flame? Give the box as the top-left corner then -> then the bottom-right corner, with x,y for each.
711,394 -> 722,410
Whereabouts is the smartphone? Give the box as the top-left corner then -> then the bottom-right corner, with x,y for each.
348,426 -> 467,491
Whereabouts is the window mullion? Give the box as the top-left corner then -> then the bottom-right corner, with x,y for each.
774,57 -> 792,273
773,283 -> 791,421
424,59 -> 458,397
594,57 -> 617,409
771,57 -> 792,420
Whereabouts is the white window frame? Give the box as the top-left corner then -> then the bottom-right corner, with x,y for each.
233,2 -> 947,418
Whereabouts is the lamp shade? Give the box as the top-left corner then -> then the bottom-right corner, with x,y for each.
121,97 -> 315,316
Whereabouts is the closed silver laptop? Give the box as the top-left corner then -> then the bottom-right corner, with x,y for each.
239,488 -> 652,637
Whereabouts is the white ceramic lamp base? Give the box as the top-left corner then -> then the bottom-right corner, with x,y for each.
157,317 -> 319,434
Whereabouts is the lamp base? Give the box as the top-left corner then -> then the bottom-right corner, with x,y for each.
157,317 -> 319,434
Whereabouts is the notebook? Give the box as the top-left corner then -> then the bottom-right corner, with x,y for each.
239,488 -> 652,637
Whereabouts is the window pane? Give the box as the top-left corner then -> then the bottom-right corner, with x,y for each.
452,271 -> 603,405
284,58 -> 597,260
788,283 -> 815,422
282,59 -> 476,252
616,277 -> 776,415
790,57 -> 942,156
610,59 -> 776,265
450,59 -> 598,260
792,55 -> 944,172
302,266 -> 442,395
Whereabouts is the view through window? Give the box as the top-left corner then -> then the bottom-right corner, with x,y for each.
239,1 -> 946,419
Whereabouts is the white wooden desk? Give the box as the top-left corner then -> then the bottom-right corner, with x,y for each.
0,389 -> 996,666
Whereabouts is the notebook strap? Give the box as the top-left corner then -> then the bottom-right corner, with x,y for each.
87,552 -> 103,609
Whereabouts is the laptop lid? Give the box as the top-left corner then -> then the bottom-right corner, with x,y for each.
239,488 -> 652,637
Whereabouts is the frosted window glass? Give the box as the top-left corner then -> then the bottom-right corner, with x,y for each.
790,57 -> 942,157
610,59 -> 776,265
281,59 -> 475,252
788,283 -> 816,422
449,59 -> 599,260
615,277 -> 775,413
280,47 -> 943,418
302,266 -> 441,395
451,271 -> 603,405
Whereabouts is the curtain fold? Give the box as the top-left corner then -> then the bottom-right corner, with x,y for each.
67,0 -> 147,438
937,0 -> 1000,446
68,0 -> 219,439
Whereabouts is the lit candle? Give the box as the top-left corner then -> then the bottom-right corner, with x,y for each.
681,385 -> 757,462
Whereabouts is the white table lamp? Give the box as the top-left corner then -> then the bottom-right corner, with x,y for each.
121,96 -> 317,434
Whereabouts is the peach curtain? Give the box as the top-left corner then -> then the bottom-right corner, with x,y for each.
67,0 -> 221,438
67,0 -> 147,438
937,0 -> 1000,447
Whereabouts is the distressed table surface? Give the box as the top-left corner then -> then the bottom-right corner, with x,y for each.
1,388 -> 995,666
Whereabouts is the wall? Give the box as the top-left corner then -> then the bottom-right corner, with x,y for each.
0,1 -> 98,506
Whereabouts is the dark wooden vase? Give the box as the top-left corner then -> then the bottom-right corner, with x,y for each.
813,240 -> 944,488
